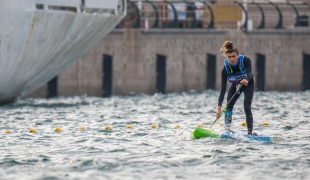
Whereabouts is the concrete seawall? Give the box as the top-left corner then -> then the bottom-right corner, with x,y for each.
28,28 -> 310,98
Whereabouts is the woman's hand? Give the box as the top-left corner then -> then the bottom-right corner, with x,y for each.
216,106 -> 222,119
240,79 -> 248,86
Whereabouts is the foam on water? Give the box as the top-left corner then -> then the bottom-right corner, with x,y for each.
0,90 -> 310,179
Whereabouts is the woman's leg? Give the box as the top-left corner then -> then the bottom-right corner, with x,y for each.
226,84 -> 241,110
243,82 -> 254,134
225,84 -> 241,125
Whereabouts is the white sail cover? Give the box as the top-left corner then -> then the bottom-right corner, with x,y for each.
0,0 -> 125,103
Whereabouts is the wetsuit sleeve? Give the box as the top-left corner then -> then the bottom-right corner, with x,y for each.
218,67 -> 227,106
244,56 -> 253,82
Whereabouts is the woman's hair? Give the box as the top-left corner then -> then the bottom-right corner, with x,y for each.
220,41 -> 239,56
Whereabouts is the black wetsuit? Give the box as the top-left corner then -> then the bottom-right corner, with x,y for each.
218,56 -> 254,134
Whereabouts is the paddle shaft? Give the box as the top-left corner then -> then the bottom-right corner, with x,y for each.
209,84 -> 243,128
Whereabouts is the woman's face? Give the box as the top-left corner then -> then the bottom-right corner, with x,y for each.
227,52 -> 239,65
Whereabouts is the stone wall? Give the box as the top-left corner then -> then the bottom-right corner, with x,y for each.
27,28 -> 310,98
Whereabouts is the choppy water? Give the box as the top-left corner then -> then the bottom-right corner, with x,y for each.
0,91 -> 310,180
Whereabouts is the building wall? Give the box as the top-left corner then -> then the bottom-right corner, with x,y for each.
28,28 -> 310,98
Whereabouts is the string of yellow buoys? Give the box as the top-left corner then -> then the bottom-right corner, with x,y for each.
220,121 -> 272,127
3,121 -> 277,134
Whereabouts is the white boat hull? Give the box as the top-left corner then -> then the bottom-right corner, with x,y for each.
0,0 -> 125,103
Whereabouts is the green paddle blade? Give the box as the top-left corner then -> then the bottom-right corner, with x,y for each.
273,136 -> 279,141
192,128 -> 219,139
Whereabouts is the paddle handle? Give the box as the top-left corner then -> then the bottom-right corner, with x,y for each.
209,105 -> 227,128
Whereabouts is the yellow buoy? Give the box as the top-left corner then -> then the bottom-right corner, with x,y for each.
5,130 -> 12,133
197,124 -> 203,128
262,122 -> 270,126
126,125 -> 134,129
79,126 -> 87,130
241,121 -> 247,126
54,127 -> 62,132
174,125 -> 181,129
151,124 -> 158,128
104,125 -> 112,130
219,122 -> 224,126
28,128 -> 37,133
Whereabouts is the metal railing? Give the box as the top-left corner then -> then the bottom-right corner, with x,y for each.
116,0 -> 310,29
117,0 -> 215,28
237,0 -> 310,30
35,0 -> 126,15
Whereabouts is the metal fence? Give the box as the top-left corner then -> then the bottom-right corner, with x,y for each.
116,0 -> 310,29
35,0 -> 126,15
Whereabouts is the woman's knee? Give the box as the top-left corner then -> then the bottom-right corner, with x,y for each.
244,106 -> 252,113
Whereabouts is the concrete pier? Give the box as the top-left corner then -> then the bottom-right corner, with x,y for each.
28,28 -> 310,98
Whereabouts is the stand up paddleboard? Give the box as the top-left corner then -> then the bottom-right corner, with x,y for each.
192,128 -> 278,142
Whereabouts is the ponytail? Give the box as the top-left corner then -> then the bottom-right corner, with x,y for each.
220,41 -> 239,56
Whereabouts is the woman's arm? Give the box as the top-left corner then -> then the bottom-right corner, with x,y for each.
218,67 -> 227,107
240,56 -> 253,86
216,67 -> 227,118
244,56 -> 253,82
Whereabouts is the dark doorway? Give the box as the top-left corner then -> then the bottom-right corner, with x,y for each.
156,54 -> 166,94
256,53 -> 266,91
303,53 -> 310,90
47,76 -> 58,98
103,55 -> 113,97
298,15 -> 309,27
206,54 -> 216,90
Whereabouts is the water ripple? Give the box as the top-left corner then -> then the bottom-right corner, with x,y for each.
0,91 -> 309,179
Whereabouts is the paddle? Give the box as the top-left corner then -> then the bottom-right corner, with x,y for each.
209,84 -> 243,129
